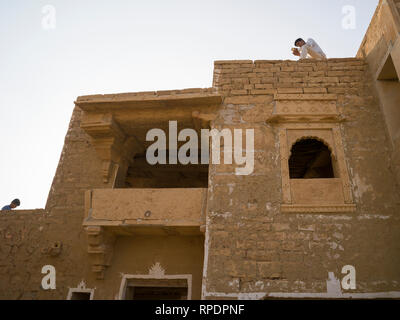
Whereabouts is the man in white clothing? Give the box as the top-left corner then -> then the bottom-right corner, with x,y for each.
292,38 -> 327,60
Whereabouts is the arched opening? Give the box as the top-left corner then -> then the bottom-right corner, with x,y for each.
289,138 -> 335,179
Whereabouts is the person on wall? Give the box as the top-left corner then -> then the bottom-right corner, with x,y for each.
1,198 -> 20,211
292,38 -> 327,60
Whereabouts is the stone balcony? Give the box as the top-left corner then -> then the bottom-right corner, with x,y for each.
83,188 -> 208,235
83,188 -> 208,279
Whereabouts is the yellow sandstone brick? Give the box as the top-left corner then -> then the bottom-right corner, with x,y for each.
231,89 -> 248,95
276,83 -> 306,88
261,77 -> 277,84
279,77 -> 304,83
250,78 -> 261,84
233,67 -> 253,74
277,88 -> 304,94
244,84 -> 254,90
255,84 -> 274,89
296,66 -> 313,72
251,89 -> 275,95
309,71 -> 326,77
303,87 -> 327,93
281,66 -> 295,72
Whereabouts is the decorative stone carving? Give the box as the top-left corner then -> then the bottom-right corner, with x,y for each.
149,262 -> 166,277
270,96 -> 355,213
85,226 -> 116,280
278,125 -> 354,212
268,100 -> 342,123
76,280 -> 88,290
80,113 -> 138,184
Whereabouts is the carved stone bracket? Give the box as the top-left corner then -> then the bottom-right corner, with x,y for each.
85,226 -> 116,280
81,113 -> 139,184
81,113 -> 125,183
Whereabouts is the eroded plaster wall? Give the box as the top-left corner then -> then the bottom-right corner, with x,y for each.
0,208 -> 89,299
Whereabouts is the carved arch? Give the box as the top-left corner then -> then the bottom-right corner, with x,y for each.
288,137 -> 336,179
289,135 -> 335,159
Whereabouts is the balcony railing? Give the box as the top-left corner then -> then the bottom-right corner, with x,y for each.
83,188 -> 207,235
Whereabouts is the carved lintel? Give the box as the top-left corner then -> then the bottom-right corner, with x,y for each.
267,115 -> 343,123
267,100 -> 342,124
85,226 -> 116,280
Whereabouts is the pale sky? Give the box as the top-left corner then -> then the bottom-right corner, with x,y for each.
0,0 -> 378,209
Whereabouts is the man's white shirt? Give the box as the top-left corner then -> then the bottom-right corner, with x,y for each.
300,38 -> 327,59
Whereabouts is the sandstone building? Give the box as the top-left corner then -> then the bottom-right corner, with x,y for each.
1,0 -> 399,300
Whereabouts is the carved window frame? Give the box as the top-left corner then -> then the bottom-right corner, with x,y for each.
278,123 -> 355,213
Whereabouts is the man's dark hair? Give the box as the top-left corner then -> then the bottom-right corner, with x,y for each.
11,199 -> 20,206
294,38 -> 304,46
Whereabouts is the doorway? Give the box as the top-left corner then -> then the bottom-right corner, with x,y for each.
119,275 -> 192,300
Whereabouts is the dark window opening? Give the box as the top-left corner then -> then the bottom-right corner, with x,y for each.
70,292 -> 91,300
125,150 -> 208,188
289,139 -> 334,179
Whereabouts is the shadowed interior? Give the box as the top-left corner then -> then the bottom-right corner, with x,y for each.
289,139 -> 334,179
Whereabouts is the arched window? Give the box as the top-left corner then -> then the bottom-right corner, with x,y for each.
289,138 -> 335,179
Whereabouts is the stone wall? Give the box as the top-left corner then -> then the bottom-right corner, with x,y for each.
203,58 -> 400,298
0,210 -> 46,299
356,0 -> 400,188
357,0 -> 400,75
